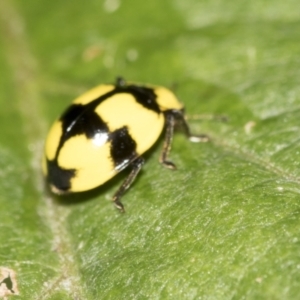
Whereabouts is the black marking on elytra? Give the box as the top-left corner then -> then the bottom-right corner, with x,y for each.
115,77 -> 160,113
120,84 -> 161,113
0,273 -> 14,294
59,104 -> 109,147
52,103 -> 109,166
110,126 -> 137,168
46,159 -> 76,192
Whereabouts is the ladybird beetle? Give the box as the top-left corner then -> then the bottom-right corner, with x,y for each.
43,78 -> 209,211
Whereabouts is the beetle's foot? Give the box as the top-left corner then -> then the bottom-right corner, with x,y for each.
113,197 -> 125,213
189,134 -> 210,143
161,160 -> 177,170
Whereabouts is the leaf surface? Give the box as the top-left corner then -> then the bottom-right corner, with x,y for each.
0,0 -> 299,299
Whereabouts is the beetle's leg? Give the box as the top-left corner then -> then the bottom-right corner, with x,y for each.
180,114 -> 210,143
112,157 -> 145,212
160,112 -> 177,170
160,110 -> 209,170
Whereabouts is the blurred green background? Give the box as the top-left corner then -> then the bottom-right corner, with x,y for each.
1,0 -> 300,299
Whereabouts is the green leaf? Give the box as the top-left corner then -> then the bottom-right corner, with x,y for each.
0,0 -> 300,299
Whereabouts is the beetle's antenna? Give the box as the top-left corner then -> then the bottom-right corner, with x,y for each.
186,114 -> 228,122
